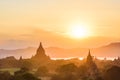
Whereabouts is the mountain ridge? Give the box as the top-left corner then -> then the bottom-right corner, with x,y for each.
0,42 -> 120,59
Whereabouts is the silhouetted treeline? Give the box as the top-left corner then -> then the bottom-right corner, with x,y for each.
1,64 -> 120,80
0,67 -> 41,80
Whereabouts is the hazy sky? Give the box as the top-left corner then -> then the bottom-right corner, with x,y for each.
0,0 -> 120,49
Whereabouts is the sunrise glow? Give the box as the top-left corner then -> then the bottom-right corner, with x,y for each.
67,24 -> 91,38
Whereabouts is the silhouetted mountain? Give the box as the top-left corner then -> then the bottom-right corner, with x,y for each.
46,42 -> 120,58
92,42 -> 120,57
0,47 -> 36,59
0,42 -> 120,59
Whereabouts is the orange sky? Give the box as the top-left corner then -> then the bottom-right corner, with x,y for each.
0,0 -> 120,49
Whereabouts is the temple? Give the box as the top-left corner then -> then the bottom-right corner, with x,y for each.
86,50 -> 101,80
86,50 -> 93,64
31,42 -> 50,62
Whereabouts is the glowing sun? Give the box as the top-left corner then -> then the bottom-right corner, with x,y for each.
67,24 -> 90,38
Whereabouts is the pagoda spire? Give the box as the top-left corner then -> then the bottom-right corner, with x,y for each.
87,49 -> 93,63
19,56 -> 23,61
88,49 -> 91,57
39,42 -> 43,49
86,49 -> 101,80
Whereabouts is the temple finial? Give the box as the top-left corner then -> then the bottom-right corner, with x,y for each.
39,42 -> 43,48
88,49 -> 91,56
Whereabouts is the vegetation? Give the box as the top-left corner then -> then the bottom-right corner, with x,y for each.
51,63 -> 78,80
104,66 -> 120,80
0,68 -> 20,75
35,66 -> 49,77
0,67 -> 41,80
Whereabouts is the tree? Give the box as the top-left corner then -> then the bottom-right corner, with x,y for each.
77,65 -> 88,79
0,71 -> 12,80
35,66 -> 49,77
13,67 -> 41,80
51,73 -> 78,80
56,63 -> 78,74
104,66 -> 120,80
51,74 -> 62,80
22,73 -> 40,80
14,67 -> 29,76
20,61 -> 33,70
13,73 -> 41,80
51,63 -> 78,80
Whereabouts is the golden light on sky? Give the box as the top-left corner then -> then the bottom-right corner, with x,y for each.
67,24 -> 91,39
0,0 -> 120,49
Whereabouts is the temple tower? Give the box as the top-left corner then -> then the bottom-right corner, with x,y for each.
31,42 -> 50,62
86,50 -> 101,80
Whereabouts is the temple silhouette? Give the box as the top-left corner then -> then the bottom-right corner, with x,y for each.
86,50 -> 101,80
31,42 -> 50,67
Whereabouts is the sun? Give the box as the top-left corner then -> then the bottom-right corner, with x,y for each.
67,24 -> 90,38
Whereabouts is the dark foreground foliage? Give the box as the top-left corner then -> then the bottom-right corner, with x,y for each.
1,64 -> 120,80
0,67 -> 41,80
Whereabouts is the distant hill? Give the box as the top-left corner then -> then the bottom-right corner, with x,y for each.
0,47 -> 36,59
92,42 -> 120,57
0,42 -> 120,59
